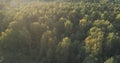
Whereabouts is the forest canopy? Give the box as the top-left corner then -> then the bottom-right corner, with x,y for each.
0,0 -> 120,63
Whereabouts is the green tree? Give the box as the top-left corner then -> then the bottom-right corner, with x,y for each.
82,55 -> 99,63
85,27 -> 104,55
56,37 -> 71,63
0,22 -> 32,63
64,20 -> 73,36
40,30 -> 57,63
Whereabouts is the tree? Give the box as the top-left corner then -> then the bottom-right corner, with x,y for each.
105,32 -> 120,56
0,21 -> 32,63
40,30 -> 57,63
82,55 -> 99,63
85,27 -> 104,55
114,14 -> 120,35
64,20 -> 73,36
56,37 -> 71,63
93,20 -> 114,32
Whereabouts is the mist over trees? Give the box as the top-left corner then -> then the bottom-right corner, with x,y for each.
0,0 -> 120,63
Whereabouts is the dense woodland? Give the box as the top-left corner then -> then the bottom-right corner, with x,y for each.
0,0 -> 120,63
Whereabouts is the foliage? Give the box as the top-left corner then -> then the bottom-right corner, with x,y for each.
0,1 -> 120,63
